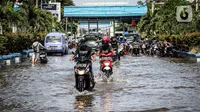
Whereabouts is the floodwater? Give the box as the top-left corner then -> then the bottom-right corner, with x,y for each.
0,53 -> 200,112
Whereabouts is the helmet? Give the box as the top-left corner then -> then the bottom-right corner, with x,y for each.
79,37 -> 87,46
102,36 -> 110,45
79,37 -> 86,43
111,36 -> 116,41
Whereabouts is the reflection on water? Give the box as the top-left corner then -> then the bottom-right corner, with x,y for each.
74,95 -> 94,110
103,93 -> 113,112
1,55 -> 200,111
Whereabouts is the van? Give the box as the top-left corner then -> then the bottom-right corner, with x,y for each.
44,32 -> 68,55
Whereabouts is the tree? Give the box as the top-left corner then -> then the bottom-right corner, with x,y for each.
137,0 -> 144,5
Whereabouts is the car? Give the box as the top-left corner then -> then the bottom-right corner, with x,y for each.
44,32 -> 68,55
124,33 -> 141,44
83,34 -> 99,52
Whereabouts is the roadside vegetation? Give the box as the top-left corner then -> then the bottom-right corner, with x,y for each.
0,0 -> 74,55
137,0 -> 200,53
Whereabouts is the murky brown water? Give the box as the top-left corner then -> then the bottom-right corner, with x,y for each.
0,54 -> 200,112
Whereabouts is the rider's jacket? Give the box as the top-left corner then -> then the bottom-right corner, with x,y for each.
75,45 -> 92,58
111,40 -> 118,49
119,40 -> 125,45
99,45 -> 112,54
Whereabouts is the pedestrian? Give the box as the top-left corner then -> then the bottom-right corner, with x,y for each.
32,36 -> 46,64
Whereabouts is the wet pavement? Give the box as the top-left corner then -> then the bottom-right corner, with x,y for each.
0,53 -> 200,112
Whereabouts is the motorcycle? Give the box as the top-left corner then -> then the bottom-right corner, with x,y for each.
39,48 -> 48,64
141,42 -> 147,55
100,52 -> 113,78
131,42 -> 140,56
118,44 -> 124,56
123,43 -> 129,55
112,48 -> 118,62
72,52 -> 95,92
161,45 -> 175,57
150,44 -> 160,56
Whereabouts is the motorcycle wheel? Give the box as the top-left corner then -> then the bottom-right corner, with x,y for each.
76,76 -> 85,92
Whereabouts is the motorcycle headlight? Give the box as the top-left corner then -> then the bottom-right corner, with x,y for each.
77,70 -> 85,75
104,62 -> 110,66
104,66 -> 110,70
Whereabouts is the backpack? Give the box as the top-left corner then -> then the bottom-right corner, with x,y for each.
33,42 -> 39,52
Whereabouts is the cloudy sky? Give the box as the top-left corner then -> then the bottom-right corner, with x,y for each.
73,0 -> 146,6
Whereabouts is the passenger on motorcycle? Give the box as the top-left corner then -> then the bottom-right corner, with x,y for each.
97,36 -> 102,47
163,40 -> 173,54
123,37 -> 130,54
70,38 -> 96,85
111,36 -> 120,60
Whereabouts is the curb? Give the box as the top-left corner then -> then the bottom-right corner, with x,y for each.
0,49 -> 33,68
175,50 -> 200,63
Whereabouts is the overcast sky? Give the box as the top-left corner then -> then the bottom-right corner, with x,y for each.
73,0 -> 146,6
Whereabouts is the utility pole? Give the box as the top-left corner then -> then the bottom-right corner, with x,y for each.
36,0 -> 38,8
196,0 -> 199,11
152,0 -> 155,13
151,0 -> 165,13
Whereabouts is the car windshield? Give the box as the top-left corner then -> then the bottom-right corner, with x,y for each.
125,34 -> 140,42
126,36 -> 134,41
46,36 -> 61,43
84,35 -> 98,40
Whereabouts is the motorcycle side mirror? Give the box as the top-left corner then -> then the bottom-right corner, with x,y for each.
72,51 -> 75,55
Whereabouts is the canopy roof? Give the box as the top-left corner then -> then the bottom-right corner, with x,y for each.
64,5 -> 147,17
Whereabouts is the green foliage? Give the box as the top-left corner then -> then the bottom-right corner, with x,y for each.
0,0 -> 75,54
137,0 -> 200,52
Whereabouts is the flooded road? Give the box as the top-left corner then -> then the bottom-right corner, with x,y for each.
0,54 -> 200,112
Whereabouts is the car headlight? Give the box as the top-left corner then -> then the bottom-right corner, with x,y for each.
57,46 -> 62,49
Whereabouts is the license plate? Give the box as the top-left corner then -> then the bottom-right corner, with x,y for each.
101,57 -> 112,61
142,44 -> 146,48
77,63 -> 87,67
40,55 -> 45,57
133,45 -> 139,48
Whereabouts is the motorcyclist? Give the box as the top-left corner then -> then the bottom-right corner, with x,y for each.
97,36 -> 114,57
132,35 -> 139,42
97,36 -> 102,47
163,40 -> 173,54
151,36 -> 158,46
111,36 -> 120,60
32,36 -> 46,64
119,36 -> 125,45
70,37 -> 96,86
123,37 -> 129,54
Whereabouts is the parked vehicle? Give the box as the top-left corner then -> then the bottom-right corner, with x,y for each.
44,32 -> 68,55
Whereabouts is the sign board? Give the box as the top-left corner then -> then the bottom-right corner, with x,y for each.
41,4 -> 57,10
128,26 -> 136,31
41,3 -> 61,22
80,21 -> 110,25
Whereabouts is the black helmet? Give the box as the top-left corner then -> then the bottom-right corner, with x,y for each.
79,37 -> 87,44
36,36 -> 40,41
